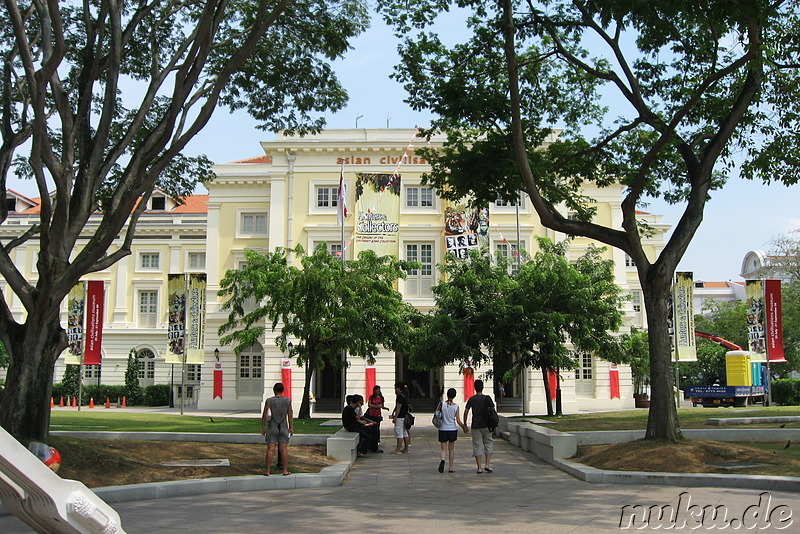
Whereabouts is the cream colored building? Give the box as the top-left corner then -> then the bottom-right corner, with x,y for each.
1,129 -> 669,414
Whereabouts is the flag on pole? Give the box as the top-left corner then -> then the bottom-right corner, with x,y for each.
65,283 -> 86,365
337,163 -> 348,225
185,273 -> 207,364
84,280 -> 105,365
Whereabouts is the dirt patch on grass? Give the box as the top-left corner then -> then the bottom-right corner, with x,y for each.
48,437 -> 336,488
577,439 -> 800,476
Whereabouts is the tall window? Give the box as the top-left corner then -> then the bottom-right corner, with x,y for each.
188,252 -> 206,271
82,364 -> 101,385
624,254 -> 636,268
138,290 -> 158,328
405,186 -> 434,208
632,290 -> 643,327
185,364 -> 202,383
574,352 -> 594,397
139,252 -> 160,270
312,241 -> 343,258
137,348 -> 156,387
495,192 -> 523,207
315,186 -> 339,208
240,213 -> 267,235
405,242 -> 434,297
237,343 -> 264,397
495,241 -> 524,275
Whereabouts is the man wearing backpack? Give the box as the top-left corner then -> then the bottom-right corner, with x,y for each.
463,379 -> 495,474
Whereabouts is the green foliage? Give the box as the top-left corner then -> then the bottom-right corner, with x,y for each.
124,350 -> 144,406
59,365 -> 82,400
0,341 -> 8,368
143,385 -> 173,407
620,327 -> 650,395
412,238 -> 625,380
771,379 -> 800,406
218,244 -> 419,416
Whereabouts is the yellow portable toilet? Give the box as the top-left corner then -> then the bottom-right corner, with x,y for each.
726,351 -> 752,386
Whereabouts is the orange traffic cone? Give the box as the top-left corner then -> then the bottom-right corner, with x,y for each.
89,397 -> 95,408
105,397 -> 111,409
59,397 -> 64,407
71,397 -> 77,408
50,397 -> 54,408
121,396 -> 127,408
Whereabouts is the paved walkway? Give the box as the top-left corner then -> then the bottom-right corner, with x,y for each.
1,414 -> 798,533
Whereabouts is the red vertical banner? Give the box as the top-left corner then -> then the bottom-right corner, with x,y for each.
609,364 -> 620,399
84,280 -> 105,365
213,361 -> 223,399
547,370 -> 558,400
765,279 -> 786,362
365,362 -> 376,399
463,362 -> 475,400
280,358 -> 292,400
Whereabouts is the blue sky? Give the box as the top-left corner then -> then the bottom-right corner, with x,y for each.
10,12 -> 800,283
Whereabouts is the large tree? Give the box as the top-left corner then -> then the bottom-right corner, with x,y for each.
413,239 -> 625,414
218,244 -> 419,418
0,0 -> 368,441
379,0 -> 800,439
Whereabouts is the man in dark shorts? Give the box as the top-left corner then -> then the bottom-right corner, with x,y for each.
464,379 -> 495,473
261,382 -> 293,476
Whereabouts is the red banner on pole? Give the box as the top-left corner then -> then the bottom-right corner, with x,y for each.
84,280 -> 104,365
365,363 -> 376,399
213,362 -> 223,399
765,279 -> 786,363
463,366 -> 475,400
609,364 -> 621,399
547,370 -> 558,400
281,358 -> 292,400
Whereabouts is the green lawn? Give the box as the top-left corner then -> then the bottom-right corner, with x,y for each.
526,405 -> 800,432
49,411 -> 339,434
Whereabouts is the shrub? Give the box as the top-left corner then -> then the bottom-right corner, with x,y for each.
771,378 -> 800,406
124,349 -> 143,405
143,384 -> 172,406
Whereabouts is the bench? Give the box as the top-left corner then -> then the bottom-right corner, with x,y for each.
0,425 -> 125,533
507,421 -> 577,462
326,428 -> 359,462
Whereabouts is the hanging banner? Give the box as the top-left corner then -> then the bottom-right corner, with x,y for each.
365,361 -> 376,400
609,364 -> 620,399
547,369 -> 558,400
463,361 -> 475,401
213,361 -> 223,399
353,173 -> 401,258
672,272 -> 697,361
83,280 -> 105,365
746,279 -> 767,360
166,273 -> 186,364
65,283 -> 85,365
765,279 -> 786,363
185,273 -> 207,364
444,204 -> 489,259
280,357 -> 292,400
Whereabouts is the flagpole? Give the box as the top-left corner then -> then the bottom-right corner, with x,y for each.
339,163 -> 347,410
78,281 -> 86,412
180,273 -> 187,416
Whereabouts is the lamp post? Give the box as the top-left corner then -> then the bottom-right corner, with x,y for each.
214,348 -> 219,361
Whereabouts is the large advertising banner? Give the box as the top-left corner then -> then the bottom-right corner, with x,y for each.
444,204 -> 489,259
673,272 -> 697,361
765,279 -> 786,362
185,273 -> 207,364
65,283 -> 85,365
83,280 -> 105,365
746,279 -> 767,361
166,273 -> 186,364
353,173 -> 400,257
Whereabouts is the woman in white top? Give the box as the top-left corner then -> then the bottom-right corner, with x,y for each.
437,387 -> 468,473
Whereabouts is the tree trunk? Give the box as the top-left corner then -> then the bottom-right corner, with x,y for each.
541,368 -> 554,416
642,273 -> 684,441
298,365 -> 314,419
0,315 -> 66,442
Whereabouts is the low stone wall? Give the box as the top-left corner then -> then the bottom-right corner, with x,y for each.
326,428 -> 359,462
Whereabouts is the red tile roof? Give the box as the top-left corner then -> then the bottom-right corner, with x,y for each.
230,155 -> 272,164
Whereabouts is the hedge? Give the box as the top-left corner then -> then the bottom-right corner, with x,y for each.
143,384 -> 172,406
771,379 -> 800,406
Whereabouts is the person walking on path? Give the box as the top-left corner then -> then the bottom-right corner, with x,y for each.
437,387 -> 468,473
261,382 -> 293,476
463,379 -> 494,474
389,381 -> 410,454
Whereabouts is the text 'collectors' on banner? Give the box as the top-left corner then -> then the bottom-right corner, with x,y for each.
353,173 -> 400,258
